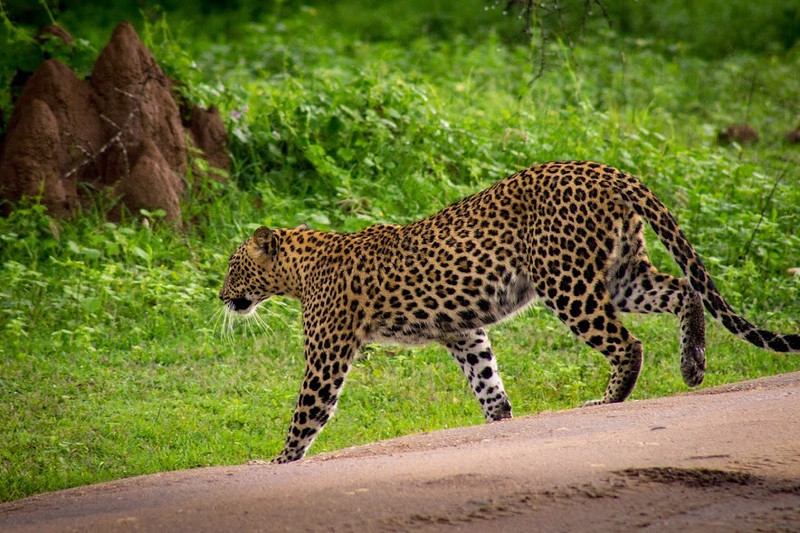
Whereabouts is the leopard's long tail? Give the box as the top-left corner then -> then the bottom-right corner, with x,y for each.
613,170 -> 800,353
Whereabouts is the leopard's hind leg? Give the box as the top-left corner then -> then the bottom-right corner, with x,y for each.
542,280 -> 644,405
606,224 -> 706,387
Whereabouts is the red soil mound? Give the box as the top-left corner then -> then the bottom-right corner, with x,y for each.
0,22 -> 229,222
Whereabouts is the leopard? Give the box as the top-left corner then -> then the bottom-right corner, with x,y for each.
219,160 -> 800,463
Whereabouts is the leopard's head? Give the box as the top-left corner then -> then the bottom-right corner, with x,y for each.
219,226 -> 282,315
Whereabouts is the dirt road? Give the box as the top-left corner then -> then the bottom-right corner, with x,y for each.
2,372 -> 799,532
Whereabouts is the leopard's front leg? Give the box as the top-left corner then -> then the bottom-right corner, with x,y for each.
440,329 -> 512,421
273,323 -> 359,464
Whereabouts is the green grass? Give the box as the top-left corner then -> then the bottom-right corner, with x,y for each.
1,0 -> 799,502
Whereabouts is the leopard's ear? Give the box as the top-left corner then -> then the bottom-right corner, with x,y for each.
252,226 -> 278,258
295,222 -> 309,230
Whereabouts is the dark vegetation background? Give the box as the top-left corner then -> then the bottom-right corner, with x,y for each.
1,0 -> 798,502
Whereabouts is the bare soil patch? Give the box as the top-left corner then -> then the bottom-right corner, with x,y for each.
1,372 -> 798,532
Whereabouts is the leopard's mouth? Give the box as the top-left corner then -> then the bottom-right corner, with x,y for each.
223,296 -> 257,315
